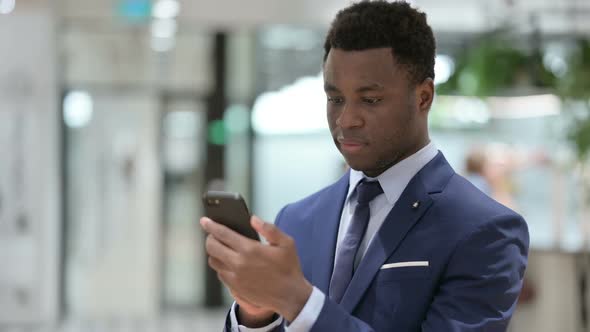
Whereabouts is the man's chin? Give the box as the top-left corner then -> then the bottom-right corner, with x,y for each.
343,160 -> 370,173
345,159 -> 390,177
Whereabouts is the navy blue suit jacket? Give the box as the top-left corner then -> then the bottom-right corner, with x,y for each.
227,152 -> 529,331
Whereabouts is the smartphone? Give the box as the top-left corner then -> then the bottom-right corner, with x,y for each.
202,191 -> 260,241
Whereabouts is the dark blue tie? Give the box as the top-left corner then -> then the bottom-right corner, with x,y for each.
329,180 -> 383,303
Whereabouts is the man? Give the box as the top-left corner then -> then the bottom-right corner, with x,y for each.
200,1 -> 529,331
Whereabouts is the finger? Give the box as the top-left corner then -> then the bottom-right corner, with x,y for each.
201,217 -> 253,251
250,216 -> 290,246
205,234 -> 239,264
208,256 -> 231,273
216,269 -> 236,289
199,217 -> 210,230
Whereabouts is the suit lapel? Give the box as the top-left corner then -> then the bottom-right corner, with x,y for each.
311,173 -> 350,294
340,152 -> 454,312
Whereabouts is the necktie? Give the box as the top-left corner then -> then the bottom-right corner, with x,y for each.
329,180 -> 383,303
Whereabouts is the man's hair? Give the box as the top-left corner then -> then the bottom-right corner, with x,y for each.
323,0 -> 436,84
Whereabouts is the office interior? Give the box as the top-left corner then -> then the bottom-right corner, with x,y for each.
1,0 -> 590,331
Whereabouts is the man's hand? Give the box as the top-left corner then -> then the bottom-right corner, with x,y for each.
232,291 -> 276,327
201,216 -> 313,323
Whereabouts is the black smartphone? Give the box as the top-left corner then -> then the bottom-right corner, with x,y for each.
202,191 -> 260,241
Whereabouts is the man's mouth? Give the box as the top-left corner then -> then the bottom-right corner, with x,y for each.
337,138 -> 367,153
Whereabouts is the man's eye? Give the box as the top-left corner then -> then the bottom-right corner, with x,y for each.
362,97 -> 382,104
328,97 -> 344,104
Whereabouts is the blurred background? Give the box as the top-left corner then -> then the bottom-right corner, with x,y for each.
1,0 -> 590,331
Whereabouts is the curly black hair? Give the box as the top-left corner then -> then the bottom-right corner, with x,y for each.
324,0 -> 436,84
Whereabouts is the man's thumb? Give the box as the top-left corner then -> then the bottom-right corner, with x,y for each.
251,216 -> 283,245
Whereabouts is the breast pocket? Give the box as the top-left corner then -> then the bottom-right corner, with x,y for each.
375,265 -> 431,283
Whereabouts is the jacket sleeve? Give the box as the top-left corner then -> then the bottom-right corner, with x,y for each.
420,213 -> 529,331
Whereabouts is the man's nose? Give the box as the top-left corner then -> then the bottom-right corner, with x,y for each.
336,104 -> 363,129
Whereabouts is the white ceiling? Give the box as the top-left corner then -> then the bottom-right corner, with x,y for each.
56,0 -> 590,34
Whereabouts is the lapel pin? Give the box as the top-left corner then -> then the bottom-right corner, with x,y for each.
412,201 -> 420,209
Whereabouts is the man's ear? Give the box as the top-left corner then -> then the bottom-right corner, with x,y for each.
416,78 -> 434,113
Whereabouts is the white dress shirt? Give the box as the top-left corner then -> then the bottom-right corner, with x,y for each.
230,142 -> 439,332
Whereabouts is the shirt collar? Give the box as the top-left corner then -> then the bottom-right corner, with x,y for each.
347,141 -> 439,204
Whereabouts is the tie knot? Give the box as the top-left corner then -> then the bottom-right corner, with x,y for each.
356,180 -> 383,204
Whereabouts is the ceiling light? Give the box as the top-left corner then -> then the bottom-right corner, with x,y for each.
151,18 -> 177,39
434,54 -> 455,85
63,91 -> 93,129
0,0 -> 15,14
152,0 -> 180,19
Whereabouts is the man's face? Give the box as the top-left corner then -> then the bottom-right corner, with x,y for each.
323,48 -> 431,177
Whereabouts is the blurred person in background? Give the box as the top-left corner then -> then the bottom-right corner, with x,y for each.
485,144 -> 520,210
464,145 -> 492,196
201,1 -> 529,331
465,143 -> 550,211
